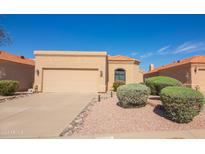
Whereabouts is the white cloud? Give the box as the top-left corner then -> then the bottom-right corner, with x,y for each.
139,45 -> 170,59
139,41 -> 205,59
140,52 -> 153,58
176,42 -> 191,50
130,51 -> 138,56
157,45 -> 170,53
173,42 -> 205,54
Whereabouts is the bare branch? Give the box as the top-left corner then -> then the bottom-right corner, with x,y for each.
0,15 -> 12,47
0,27 -> 11,47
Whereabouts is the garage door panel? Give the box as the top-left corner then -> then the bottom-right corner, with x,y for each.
43,69 -> 98,92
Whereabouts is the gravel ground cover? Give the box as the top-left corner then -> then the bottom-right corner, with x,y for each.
71,95 -> 205,137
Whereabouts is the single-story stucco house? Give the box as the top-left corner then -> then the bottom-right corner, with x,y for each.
0,51 -> 35,91
144,55 -> 205,92
34,51 -> 143,93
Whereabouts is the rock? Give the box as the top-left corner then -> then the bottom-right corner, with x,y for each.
67,124 -> 73,129
75,118 -> 83,124
67,130 -> 73,135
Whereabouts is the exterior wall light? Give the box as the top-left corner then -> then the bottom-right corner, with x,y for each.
194,67 -> 197,73
100,71 -> 103,77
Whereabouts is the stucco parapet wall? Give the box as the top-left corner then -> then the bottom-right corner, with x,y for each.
34,51 -> 107,57
108,60 -> 140,64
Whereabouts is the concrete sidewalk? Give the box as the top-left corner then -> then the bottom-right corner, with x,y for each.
66,129 -> 205,139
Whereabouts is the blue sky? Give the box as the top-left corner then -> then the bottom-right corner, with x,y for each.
1,14 -> 205,71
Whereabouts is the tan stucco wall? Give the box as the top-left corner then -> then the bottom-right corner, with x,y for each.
144,64 -> 192,86
159,64 -> 192,86
0,59 -> 34,91
144,63 -> 205,93
143,62 -> 205,93
108,60 -> 142,90
191,63 -> 205,92
34,51 -> 107,93
143,71 -> 159,80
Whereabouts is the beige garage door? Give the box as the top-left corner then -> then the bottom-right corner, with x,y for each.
43,69 -> 98,93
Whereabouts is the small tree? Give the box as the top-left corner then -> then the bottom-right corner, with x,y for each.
0,16 -> 11,46
0,27 -> 11,46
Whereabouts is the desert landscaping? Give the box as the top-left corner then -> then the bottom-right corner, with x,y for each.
69,94 -> 205,137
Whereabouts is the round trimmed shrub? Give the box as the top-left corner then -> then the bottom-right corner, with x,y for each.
0,80 -> 19,96
117,83 -> 150,108
160,86 -> 205,123
145,76 -> 183,95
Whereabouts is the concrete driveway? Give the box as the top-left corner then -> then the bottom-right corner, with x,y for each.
0,93 -> 95,138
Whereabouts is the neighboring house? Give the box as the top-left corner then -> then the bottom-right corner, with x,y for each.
34,51 -> 143,93
144,56 -> 205,92
0,51 -> 35,91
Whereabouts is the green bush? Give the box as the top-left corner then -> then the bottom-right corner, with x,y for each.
0,80 -> 19,96
145,76 -> 182,95
160,86 -> 205,123
117,83 -> 150,108
112,81 -> 125,92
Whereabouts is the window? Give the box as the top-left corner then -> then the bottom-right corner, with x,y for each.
115,69 -> 126,82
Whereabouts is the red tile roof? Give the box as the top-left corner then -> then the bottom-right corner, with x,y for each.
0,51 -> 35,66
108,55 -> 140,62
145,55 -> 205,74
